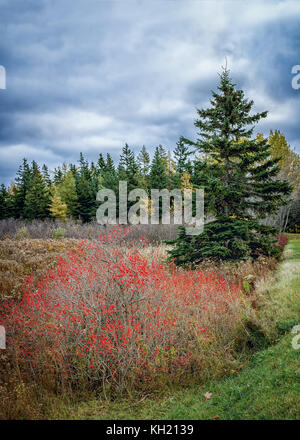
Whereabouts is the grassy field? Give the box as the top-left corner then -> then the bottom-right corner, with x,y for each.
56,236 -> 300,420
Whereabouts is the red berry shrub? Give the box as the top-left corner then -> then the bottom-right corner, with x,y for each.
277,234 -> 289,250
1,227 -> 243,394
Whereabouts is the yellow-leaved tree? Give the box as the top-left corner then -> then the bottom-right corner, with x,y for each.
50,186 -> 67,221
263,130 -> 300,232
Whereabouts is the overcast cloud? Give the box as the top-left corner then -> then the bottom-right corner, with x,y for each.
0,0 -> 300,184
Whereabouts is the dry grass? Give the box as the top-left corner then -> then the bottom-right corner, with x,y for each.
0,239 -> 81,304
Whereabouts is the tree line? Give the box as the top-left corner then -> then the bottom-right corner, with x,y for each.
0,140 -> 194,223
0,130 -> 298,228
0,71 -> 299,258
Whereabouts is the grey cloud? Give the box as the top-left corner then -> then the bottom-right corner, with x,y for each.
0,0 -> 300,185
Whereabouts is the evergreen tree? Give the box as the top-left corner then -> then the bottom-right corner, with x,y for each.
75,153 -> 99,222
23,161 -> 50,219
42,164 -> 52,187
168,69 -> 292,264
149,146 -> 169,190
148,146 -> 170,221
11,158 -> 32,218
137,146 -> 150,178
174,138 -> 193,177
53,167 -> 64,185
97,153 -> 106,173
101,154 -> 118,191
117,144 -> 141,218
0,184 -> 9,219
118,143 -> 140,190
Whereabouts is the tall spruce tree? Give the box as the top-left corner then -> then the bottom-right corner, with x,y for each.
137,146 -> 150,177
168,69 -> 292,264
11,158 -> 32,218
173,137 -> 193,187
42,164 -> 52,187
23,161 -> 50,219
97,153 -> 106,173
100,154 -> 118,192
118,143 -> 140,190
75,153 -> 98,222
149,146 -> 169,190
0,184 -> 9,219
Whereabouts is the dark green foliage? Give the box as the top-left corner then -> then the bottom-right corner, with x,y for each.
169,218 -> 281,266
97,153 -> 106,173
100,153 -> 118,192
23,162 -> 50,220
169,69 -> 292,264
137,145 -> 150,178
75,153 -> 100,222
174,138 -> 193,176
0,184 -> 10,219
11,159 -> 32,218
149,146 -> 169,190
118,143 -> 140,190
42,164 -> 52,187
53,167 -> 64,185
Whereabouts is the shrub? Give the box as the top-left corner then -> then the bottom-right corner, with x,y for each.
277,234 -> 289,250
1,226 -> 248,396
16,227 -> 30,240
51,227 -> 67,239
0,218 -> 178,243
0,239 -> 79,305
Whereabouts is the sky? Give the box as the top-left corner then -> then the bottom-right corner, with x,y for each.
0,0 -> 300,185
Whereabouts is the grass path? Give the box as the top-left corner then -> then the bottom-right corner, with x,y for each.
60,237 -> 300,420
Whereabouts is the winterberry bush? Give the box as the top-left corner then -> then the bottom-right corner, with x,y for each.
1,227 -> 248,395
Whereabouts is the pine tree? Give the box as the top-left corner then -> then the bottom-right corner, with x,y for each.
168,69 -> 292,265
0,184 -> 9,219
97,153 -> 106,173
149,146 -> 169,190
50,186 -> 67,221
137,146 -> 150,177
23,161 -> 51,219
42,164 -> 52,187
173,137 -> 193,181
75,153 -> 99,222
148,146 -> 170,221
118,143 -> 140,190
11,158 -> 32,218
53,167 -> 64,185
101,154 -> 118,191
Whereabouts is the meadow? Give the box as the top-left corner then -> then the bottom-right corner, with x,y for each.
0,222 -> 296,420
